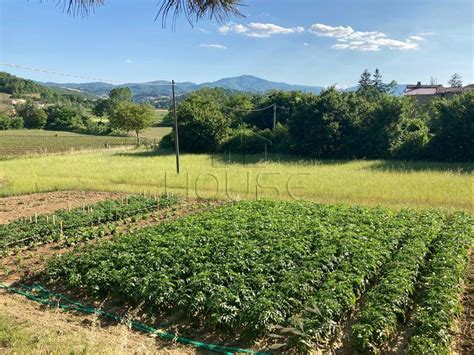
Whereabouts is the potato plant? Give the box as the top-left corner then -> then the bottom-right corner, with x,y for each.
407,212 -> 472,354
0,194 -> 180,253
44,200 -> 471,354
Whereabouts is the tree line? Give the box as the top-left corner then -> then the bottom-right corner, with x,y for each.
160,70 -> 473,162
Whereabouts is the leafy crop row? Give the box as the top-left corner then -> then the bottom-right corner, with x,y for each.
281,210 -> 444,350
0,194 -> 180,253
46,200 -> 453,349
407,212 -> 473,354
350,210 -> 445,352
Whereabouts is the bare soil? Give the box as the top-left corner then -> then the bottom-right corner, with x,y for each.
0,191 -> 125,224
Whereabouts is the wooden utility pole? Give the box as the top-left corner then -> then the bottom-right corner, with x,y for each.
273,103 -> 277,130
172,80 -> 180,174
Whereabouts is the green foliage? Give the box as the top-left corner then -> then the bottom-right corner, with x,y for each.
45,104 -> 87,131
44,201 -> 464,352
426,92 -> 474,161
351,211 -> 445,352
0,115 -> 24,130
109,101 -> 155,144
175,88 -> 231,152
0,195 -> 180,254
0,71 -> 92,105
109,87 -> 133,102
407,213 -> 473,354
16,102 -> 47,129
389,117 -> 430,159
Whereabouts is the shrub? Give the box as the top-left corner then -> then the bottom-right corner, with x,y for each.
16,102 -> 47,129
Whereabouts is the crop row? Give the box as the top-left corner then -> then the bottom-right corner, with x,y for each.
45,200 -> 454,350
407,212 -> 473,354
350,210 -> 445,352
0,194 -> 180,253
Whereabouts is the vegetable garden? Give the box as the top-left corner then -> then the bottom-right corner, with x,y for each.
0,194 -> 180,254
39,200 -> 472,353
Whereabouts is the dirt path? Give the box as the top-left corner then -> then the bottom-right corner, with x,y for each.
455,249 -> 474,354
0,191 -> 125,224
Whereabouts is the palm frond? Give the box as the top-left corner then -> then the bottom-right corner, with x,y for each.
50,0 -> 245,24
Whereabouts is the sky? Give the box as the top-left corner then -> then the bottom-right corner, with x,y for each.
0,0 -> 473,87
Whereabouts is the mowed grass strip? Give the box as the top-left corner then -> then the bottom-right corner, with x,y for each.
0,150 -> 472,212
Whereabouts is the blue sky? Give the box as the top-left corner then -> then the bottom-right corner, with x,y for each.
0,0 -> 472,87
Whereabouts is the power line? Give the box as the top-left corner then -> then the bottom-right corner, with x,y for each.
220,104 -> 275,112
0,62 -> 173,87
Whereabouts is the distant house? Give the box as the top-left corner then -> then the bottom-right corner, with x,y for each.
404,82 -> 473,104
9,98 -> 27,106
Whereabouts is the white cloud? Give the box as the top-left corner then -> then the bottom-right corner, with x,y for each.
200,44 -> 227,49
219,22 -> 304,38
309,23 -> 419,51
409,35 -> 425,41
125,59 -> 132,63
303,42 -> 309,46
197,27 -> 210,33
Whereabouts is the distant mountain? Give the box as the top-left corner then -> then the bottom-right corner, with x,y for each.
199,75 -> 324,94
41,75 -> 325,100
41,75 -> 407,101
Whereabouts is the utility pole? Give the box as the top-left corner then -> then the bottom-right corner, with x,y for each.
172,80 -> 180,174
273,103 -> 277,130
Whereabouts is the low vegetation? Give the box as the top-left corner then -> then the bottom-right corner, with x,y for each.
43,200 -> 472,352
0,130 -> 137,157
0,151 -> 471,212
0,195 -> 179,254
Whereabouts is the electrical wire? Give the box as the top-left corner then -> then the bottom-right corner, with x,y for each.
0,62 -> 174,86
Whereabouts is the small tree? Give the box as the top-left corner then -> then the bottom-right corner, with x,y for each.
373,69 -> 383,90
109,87 -> 133,102
109,101 -> 155,145
16,102 -> 47,129
448,73 -> 463,87
358,70 -> 372,91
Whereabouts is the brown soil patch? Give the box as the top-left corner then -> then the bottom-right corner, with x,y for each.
454,249 -> 474,354
0,198 -> 222,285
0,191 -> 126,224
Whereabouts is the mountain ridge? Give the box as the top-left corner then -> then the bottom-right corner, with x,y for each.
41,75 -> 407,100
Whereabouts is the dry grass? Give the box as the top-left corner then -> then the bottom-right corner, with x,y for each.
0,150 -> 472,212
0,292 -> 195,354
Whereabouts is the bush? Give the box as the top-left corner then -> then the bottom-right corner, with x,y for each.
0,114 -> 24,130
425,92 -> 474,162
45,104 -> 86,131
16,102 -> 47,129
389,118 -> 430,159
176,88 -> 231,152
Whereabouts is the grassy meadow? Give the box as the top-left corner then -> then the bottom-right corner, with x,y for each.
0,128 -> 171,157
0,149 -> 472,212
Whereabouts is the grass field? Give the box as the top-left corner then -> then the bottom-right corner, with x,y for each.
0,150 -> 472,212
0,130 -> 138,157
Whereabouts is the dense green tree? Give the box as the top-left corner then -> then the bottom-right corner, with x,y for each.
172,88 -> 231,152
109,87 -> 133,102
0,113 -> 28,130
109,101 -> 155,145
426,92 -> 473,161
16,102 -> 47,129
45,104 -> 86,131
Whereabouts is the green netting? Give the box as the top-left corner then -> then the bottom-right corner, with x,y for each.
0,283 -> 268,355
